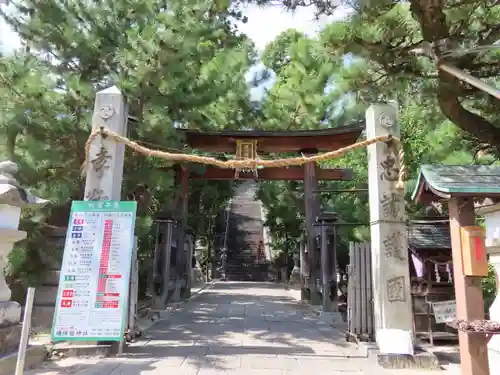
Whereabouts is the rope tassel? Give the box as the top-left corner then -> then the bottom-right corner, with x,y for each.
82,126 -> 407,190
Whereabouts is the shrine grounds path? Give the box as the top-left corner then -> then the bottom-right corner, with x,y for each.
26,281 -> 490,375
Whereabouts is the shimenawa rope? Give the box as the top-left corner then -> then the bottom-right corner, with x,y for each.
82,126 -> 407,189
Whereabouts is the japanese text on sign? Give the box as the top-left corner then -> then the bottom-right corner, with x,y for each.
52,201 -> 137,341
432,300 -> 457,324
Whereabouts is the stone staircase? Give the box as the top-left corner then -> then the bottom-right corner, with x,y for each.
225,182 -> 269,281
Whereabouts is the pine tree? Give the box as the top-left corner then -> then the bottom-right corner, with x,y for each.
0,0 -> 255,291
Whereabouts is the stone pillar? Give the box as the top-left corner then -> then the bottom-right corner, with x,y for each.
299,234 -> 309,300
184,231 -> 194,298
82,87 -> 127,343
0,206 -> 25,355
320,217 -> 332,312
328,226 -> 339,306
366,104 -> 414,355
480,203 -> 500,353
84,86 -> 127,201
0,161 -> 48,354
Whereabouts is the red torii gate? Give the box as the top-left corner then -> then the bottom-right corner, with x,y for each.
164,124 -> 363,304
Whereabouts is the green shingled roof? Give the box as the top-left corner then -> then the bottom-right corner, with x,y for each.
412,164 -> 500,201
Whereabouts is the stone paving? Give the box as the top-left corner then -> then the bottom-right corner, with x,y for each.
26,282 -> 460,375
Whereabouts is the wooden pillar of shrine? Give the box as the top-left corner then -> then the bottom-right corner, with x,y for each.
448,198 -> 489,375
303,151 -> 321,305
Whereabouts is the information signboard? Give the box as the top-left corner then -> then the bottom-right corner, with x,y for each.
432,300 -> 457,324
51,200 -> 137,341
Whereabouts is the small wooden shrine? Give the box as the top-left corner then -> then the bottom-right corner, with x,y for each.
412,164 -> 500,375
408,218 -> 457,345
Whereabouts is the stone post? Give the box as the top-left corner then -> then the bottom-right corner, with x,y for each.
184,231 -> 194,298
0,207 -> 25,355
299,234 -> 309,301
320,217 -> 332,312
0,161 -> 48,354
84,86 -> 127,201
366,104 -> 414,355
82,86 -> 128,343
479,203 -> 500,353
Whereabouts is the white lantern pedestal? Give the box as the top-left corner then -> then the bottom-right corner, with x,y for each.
0,205 -> 26,355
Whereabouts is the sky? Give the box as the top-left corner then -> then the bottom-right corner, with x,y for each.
1,3 -> 352,53
0,3 -> 352,99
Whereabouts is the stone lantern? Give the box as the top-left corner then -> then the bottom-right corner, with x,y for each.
289,250 -> 301,285
0,160 -> 48,354
476,199 -> 500,353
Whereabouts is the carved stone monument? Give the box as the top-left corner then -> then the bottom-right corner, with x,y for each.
366,104 -> 414,356
82,86 -> 129,344
84,86 -> 127,201
0,160 -> 48,354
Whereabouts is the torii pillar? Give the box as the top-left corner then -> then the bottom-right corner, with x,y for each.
366,104 -> 414,358
303,155 -> 321,305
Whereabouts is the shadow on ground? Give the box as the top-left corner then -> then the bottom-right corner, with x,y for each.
26,282 -> 368,375
124,282 -> 362,371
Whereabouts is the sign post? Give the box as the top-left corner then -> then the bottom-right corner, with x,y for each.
51,201 -> 137,342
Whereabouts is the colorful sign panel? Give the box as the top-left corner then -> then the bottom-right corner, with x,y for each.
52,201 -> 137,341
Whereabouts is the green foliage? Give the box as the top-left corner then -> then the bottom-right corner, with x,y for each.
483,264 -> 497,311
255,0 -> 500,273
3,0 -> 499,299
0,0 -> 253,290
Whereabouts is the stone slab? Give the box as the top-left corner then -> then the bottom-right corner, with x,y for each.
34,286 -> 58,305
0,300 -> 21,326
316,311 -> 343,325
0,345 -> 48,375
50,344 -> 113,358
377,352 -> 440,369
0,323 -> 21,355
32,305 -> 55,329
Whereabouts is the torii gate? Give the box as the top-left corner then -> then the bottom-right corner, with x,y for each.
81,87 -> 414,358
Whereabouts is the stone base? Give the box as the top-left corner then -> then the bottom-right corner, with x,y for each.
300,288 -> 310,301
289,267 -> 301,285
377,351 -> 440,369
32,306 -> 55,329
192,268 -> 204,285
0,345 -> 48,375
0,301 -> 21,326
318,311 -> 344,325
171,286 -> 181,302
309,291 -> 321,306
50,343 -> 112,358
0,323 -> 21,355
181,287 -> 191,300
